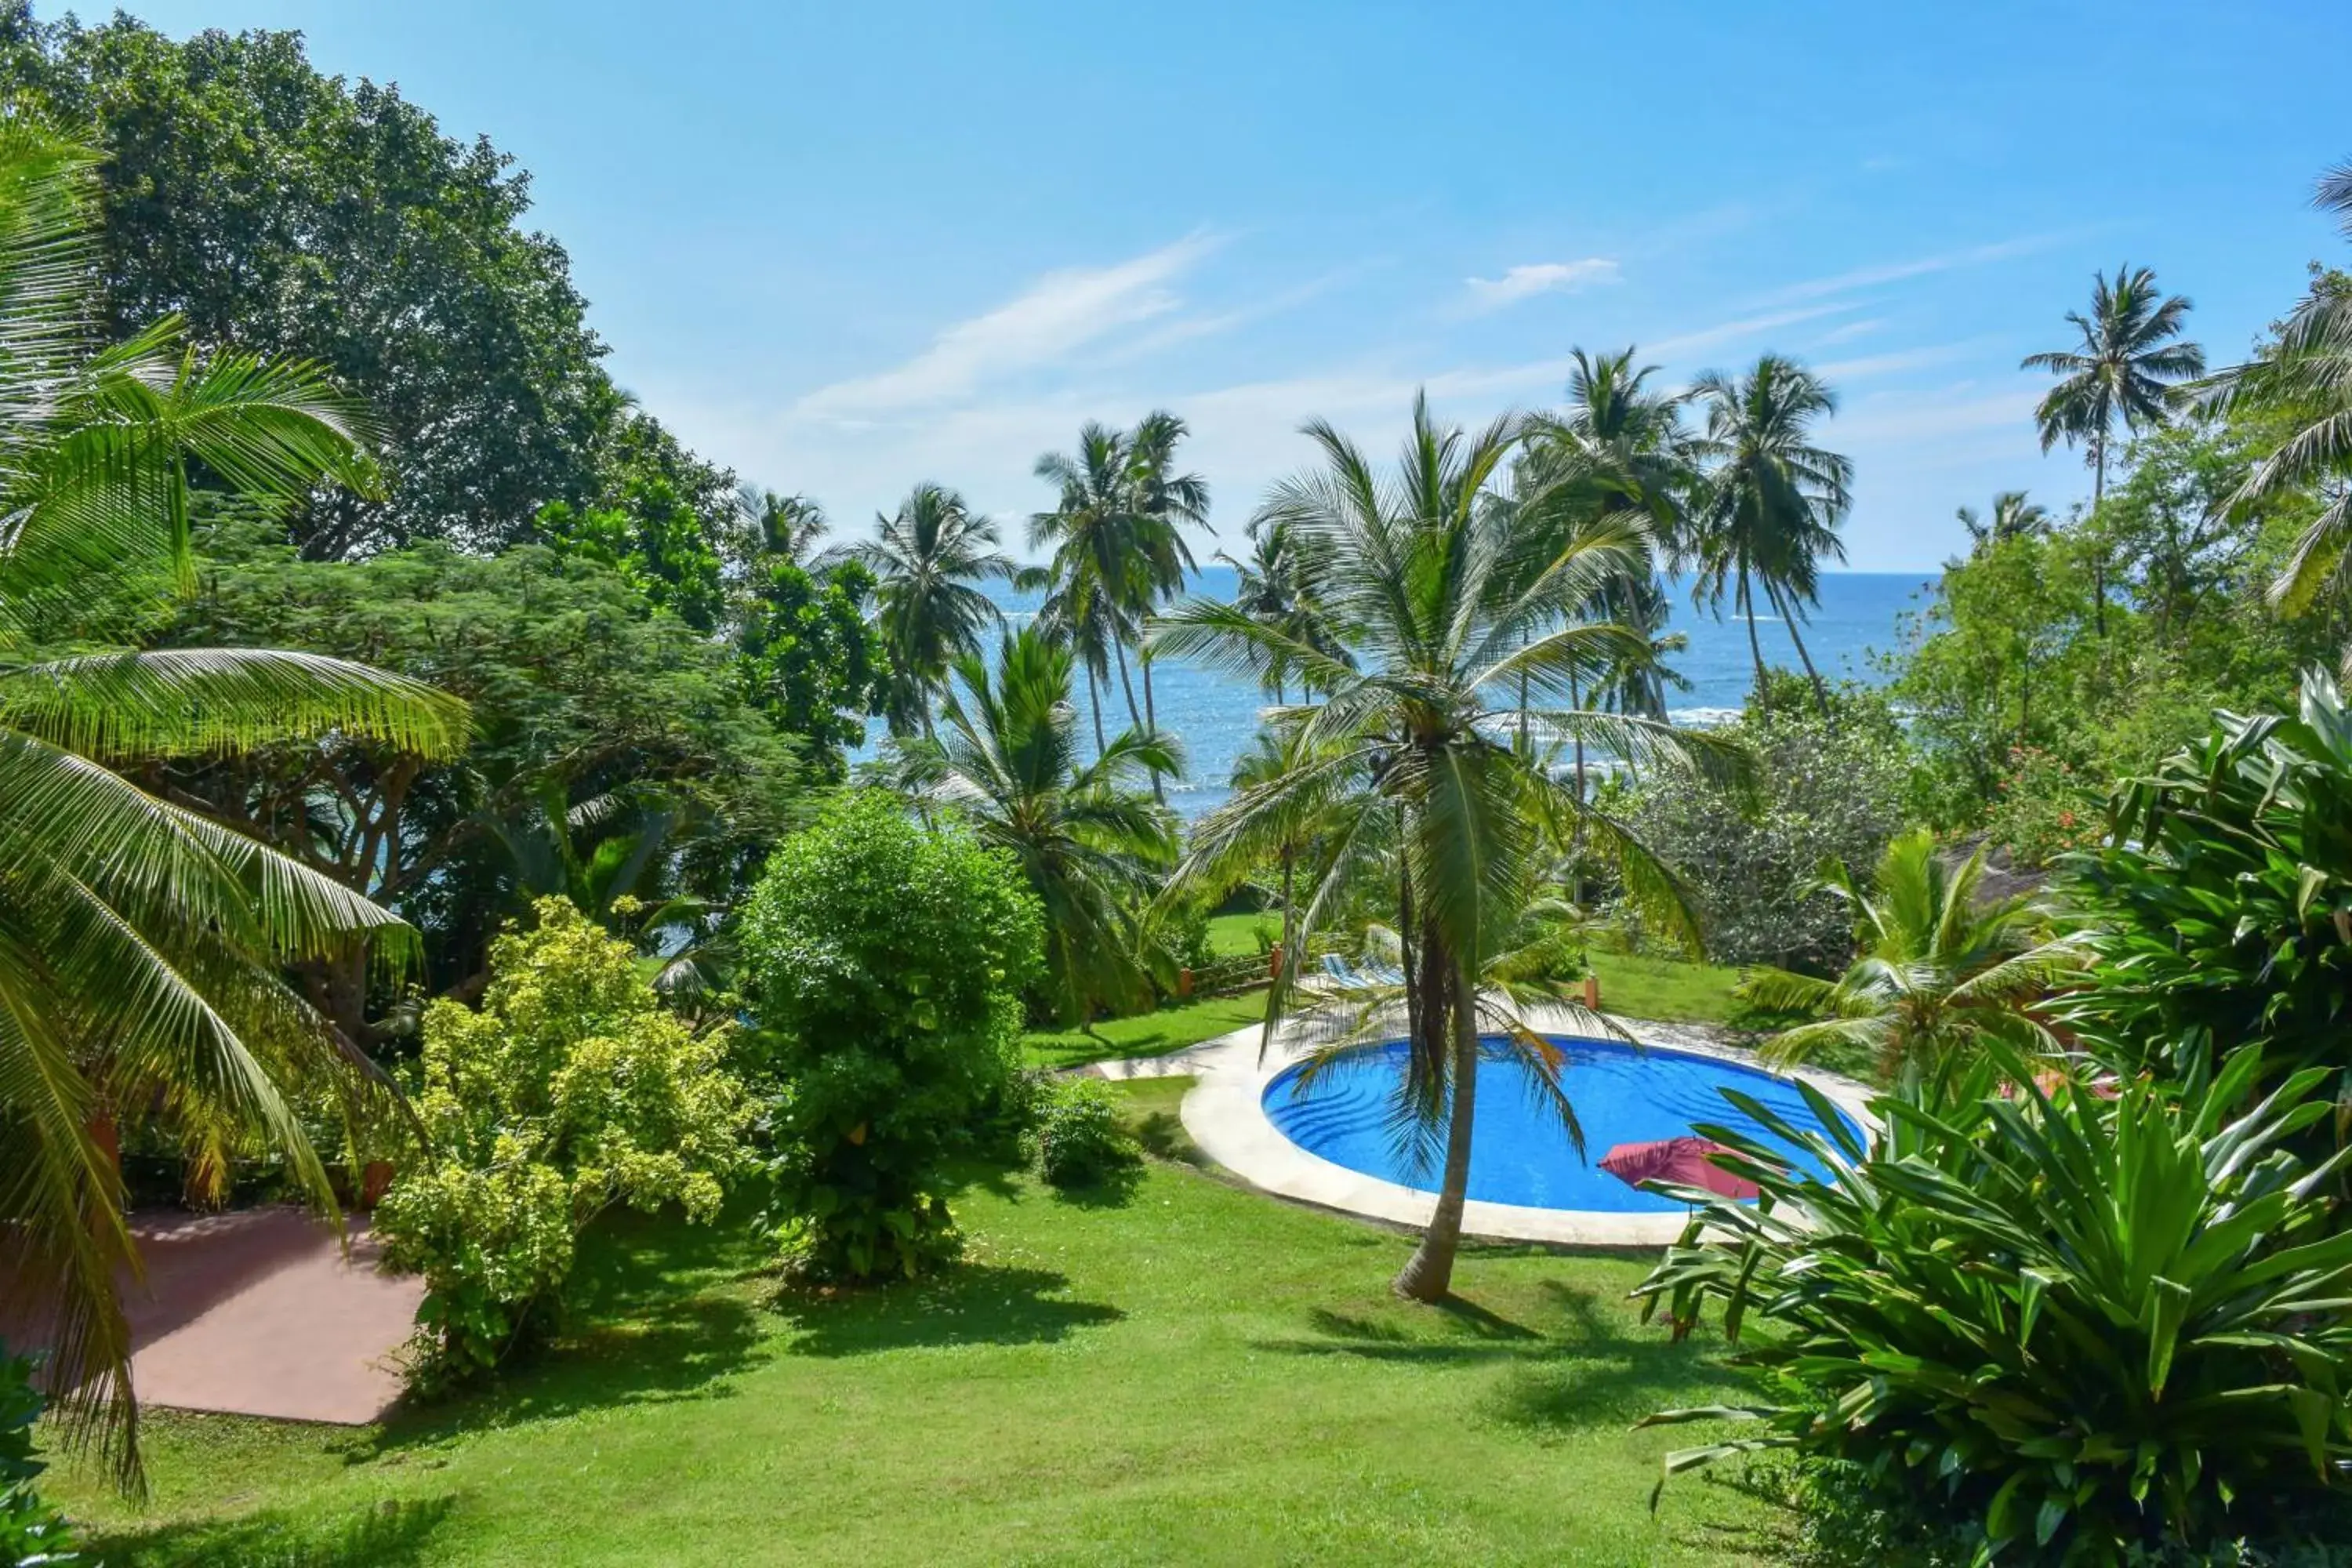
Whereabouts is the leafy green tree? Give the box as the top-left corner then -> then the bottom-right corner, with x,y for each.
902,627 -> 1177,1024
1157,394 -> 1732,1301
848,483 -> 1018,736
0,8 -> 620,557
2192,165 -> 2352,648
1687,355 -> 1852,713
2024,263 -> 2205,634
1738,828 -> 2083,1082
0,118 -> 464,1475
533,477 -> 725,633
739,793 -> 1045,1283
735,556 -> 884,778
374,899 -> 753,1391
1624,676 -> 1918,970
152,527 -> 800,1039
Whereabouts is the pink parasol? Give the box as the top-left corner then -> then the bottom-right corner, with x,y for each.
1599,1136 -> 1760,1200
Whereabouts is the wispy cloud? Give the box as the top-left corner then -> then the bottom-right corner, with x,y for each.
1814,342 -> 1980,381
797,233 -> 1221,417
1758,234 -> 2063,306
1646,303 -> 1858,361
1461,257 -> 1621,312
1814,317 -> 1887,346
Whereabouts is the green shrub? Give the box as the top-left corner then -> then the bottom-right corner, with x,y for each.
739,792 -> 1044,1283
2061,669 -> 2352,1103
0,1347 -> 77,1567
1030,1077 -> 1140,1188
1982,743 -> 2106,868
1636,1047 -> 2352,1562
374,899 -> 753,1391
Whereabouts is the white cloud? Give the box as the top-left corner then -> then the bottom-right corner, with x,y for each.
1461,257 -> 1621,311
1813,342 -> 1979,381
796,233 -> 1221,417
1758,234 -> 2063,306
1814,317 -> 1887,346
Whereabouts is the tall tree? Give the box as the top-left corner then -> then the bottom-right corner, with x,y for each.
847,484 -> 1017,736
1033,423 -> 1146,737
1687,355 -> 1853,715
2192,164 -> 2352,652
1125,410 -> 1210,797
902,627 -> 1178,1023
1218,517 -> 1348,705
0,9 -> 622,557
2024,264 -> 2205,635
0,118 -> 465,1477
1156,394 -> 1733,1301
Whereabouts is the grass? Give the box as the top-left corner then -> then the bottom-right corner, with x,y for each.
1022,989 -> 1269,1071
1587,949 -> 1751,1028
56,1136 -> 1778,1567
1203,910 -> 1271,959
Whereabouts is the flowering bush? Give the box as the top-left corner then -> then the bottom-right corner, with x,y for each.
375,899 -> 753,1391
1983,744 -> 2107,867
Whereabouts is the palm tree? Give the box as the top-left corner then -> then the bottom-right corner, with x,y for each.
1737,829 -> 2085,1084
2024,265 -> 2205,636
2190,163 -> 2352,648
1032,423 -> 1146,735
1156,394 -> 1738,1301
846,483 -> 1018,736
1687,356 -> 1852,716
904,626 -> 1178,1024
1125,410 -> 1210,785
1218,517 -> 1348,704
1956,490 -> 2052,554
735,485 -> 830,566
0,120 -> 467,1476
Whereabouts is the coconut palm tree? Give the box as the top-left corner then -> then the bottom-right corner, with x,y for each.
1956,490 -> 2053,554
2190,163 -> 2352,652
846,483 -> 1018,736
1126,410 -> 1210,774
2024,265 -> 2205,636
1218,517 -> 1348,704
1156,394 -> 1738,1301
735,485 -> 830,566
1687,355 -> 1852,716
902,626 -> 1179,1024
1032,423 -> 1148,733
1737,828 -> 2085,1084
0,120 -> 467,1476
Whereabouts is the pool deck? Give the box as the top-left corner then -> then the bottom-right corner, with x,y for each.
1094,1005 -> 1875,1247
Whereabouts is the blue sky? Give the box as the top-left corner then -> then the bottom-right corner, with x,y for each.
121,2 -> 2352,568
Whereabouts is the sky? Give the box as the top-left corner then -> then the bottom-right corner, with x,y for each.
112,1 -> 2352,569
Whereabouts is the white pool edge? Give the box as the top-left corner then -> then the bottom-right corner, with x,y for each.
1101,1003 -> 1877,1248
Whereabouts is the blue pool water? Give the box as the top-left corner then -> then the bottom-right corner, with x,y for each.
1262,1036 -> 1864,1213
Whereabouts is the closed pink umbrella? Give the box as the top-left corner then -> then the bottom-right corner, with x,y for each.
1599,1136 -> 1760,1200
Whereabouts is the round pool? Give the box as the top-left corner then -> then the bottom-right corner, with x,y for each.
1261,1036 -> 1862,1213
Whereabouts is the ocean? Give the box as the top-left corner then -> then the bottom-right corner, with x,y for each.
881,567 -> 1940,818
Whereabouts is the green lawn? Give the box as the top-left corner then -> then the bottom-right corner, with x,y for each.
1203,911 -> 1271,958
1588,949 -> 1751,1028
1022,989 -> 1269,1070
56,1134 -> 1777,1566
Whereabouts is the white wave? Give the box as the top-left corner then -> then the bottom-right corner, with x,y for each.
1668,706 -> 1744,728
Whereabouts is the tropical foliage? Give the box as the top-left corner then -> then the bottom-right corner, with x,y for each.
1737,827 -> 2084,1082
0,115 -> 466,1475
848,483 -> 1019,735
373,900 -> 753,1390
1638,1049 -> 2352,1563
1029,1076 -> 1141,1189
738,793 -> 1044,1282
2060,668 -> 2352,1100
900,627 -> 1178,1024
0,1347 -> 76,1566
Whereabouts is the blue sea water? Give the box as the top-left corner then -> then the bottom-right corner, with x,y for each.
1262,1036 -> 1863,1213
869,567 -> 1935,817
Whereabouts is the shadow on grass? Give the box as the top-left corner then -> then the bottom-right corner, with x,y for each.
1046,1161 -> 1145,1210
775,1263 -> 1123,1357
1259,1278 -> 1732,1428
353,1209 -> 772,1461
89,1494 -> 455,1568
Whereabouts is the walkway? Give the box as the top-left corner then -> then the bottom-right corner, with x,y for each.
1095,1008 -> 1874,1247
121,1207 -> 423,1425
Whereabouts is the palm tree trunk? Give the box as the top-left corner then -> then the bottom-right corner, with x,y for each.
1112,634 -> 1143,732
1739,571 -> 1769,710
1394,952 -> 1478,1303
2091,438 -> 2108,638
1086,662 -> 1106,756
1141,646 -> 1165,805
1768,582 -> 1831,718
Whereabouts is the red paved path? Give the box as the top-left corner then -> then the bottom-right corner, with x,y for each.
122,1207 -> 423,1425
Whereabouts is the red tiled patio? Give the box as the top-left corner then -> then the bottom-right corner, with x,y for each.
116,1207 -> 423,1425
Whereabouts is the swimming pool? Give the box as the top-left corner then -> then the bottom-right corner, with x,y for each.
1261,1036 -> 1863,1213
